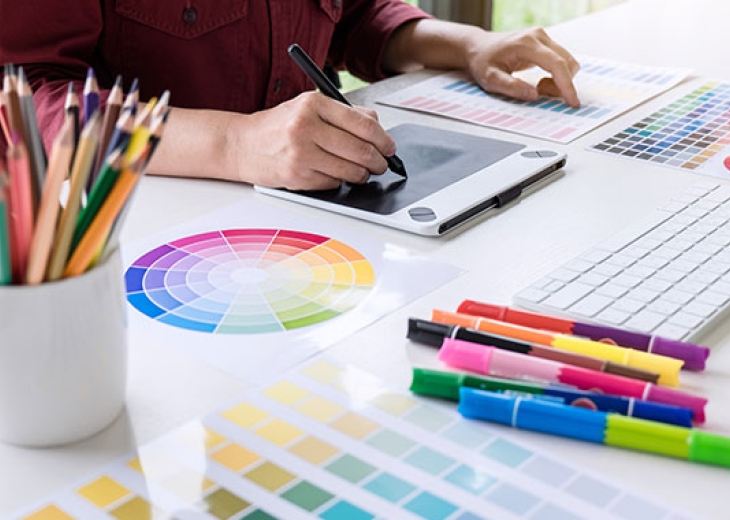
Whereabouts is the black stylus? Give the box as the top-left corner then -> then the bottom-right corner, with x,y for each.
287,43 -> 408,178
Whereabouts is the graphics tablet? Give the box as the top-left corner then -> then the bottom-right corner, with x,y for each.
255,124 -> 566,236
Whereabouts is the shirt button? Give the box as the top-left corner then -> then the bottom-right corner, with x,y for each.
273,78 -> 282,93
182,7 -> 197,24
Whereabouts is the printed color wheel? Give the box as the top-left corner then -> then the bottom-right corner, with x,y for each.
125,229 -> 375,334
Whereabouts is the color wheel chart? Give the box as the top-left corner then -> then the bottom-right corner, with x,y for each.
590,78 -> 730,177
121,198 -> 463,383
13,358 -> 693,520
125,229 -> 375,335
377,56 -> 690,143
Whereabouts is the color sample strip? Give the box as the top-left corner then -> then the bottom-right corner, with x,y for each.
296,360 -> 675,519
125,229 -> 375,334
591,79 -> 730,177
377,56 -> 689,143
16,358 -> 680,520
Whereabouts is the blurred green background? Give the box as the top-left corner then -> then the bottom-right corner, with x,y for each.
339,0 -> 622,92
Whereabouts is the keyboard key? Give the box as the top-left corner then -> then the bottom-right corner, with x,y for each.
568,293 -> 613,318
541,282 -> 594,310
624,310 -> 666,332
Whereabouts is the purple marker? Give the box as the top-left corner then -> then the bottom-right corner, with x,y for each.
457,300 -> 711,371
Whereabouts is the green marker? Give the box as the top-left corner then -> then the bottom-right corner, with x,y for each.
410,368 -> 694,427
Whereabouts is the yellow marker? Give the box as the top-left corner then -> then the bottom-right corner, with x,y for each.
431,309 -> 683,387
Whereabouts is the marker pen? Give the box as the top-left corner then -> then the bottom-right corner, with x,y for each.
407,317 -> 660,383
456,299 -> 710,371
459,387 -> 729,469
432,309 -> 683,387
438,338 -> 707,422
410,368 -> 694,427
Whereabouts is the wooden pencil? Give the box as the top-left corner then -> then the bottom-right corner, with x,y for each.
0,91 -> 11,144
63,152 -> 146,277
0,167 -> 11,285
90,74 -> 122,187
64,82 -> 80,148
82,68 -> 100,125
3,65 -> 29,148
45,111 -> 101,280
72,148 -> 123,252
25,118 -> 74,285
100,107 -> 134,168
6,138 -> 34,283
124,97 -> 156,167
17,67 -> 46,212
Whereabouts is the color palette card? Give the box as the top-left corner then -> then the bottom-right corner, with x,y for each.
590,78 -> 730,177
122,198 -> 463,384
13,358 -> 698,520
377,56 -> 690,143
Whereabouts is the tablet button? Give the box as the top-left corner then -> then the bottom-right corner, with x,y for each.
409,207 -> 437,221
536,150 -> 558,157
521,151 -> 541,158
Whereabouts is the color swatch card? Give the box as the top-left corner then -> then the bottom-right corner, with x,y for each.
590,78 -> 730,177
12,358 -> 696,520
122,198 -> 463,383
377,56 -> 690,143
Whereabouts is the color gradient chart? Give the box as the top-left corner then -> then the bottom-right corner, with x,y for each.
12,358 -> 695,520
125,229 -> 375,334
377,56 -> 690,143
120,198 -> 463,383
590,78 -> 730,177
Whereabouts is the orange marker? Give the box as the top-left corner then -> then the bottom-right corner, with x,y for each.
431,309 -> 683,387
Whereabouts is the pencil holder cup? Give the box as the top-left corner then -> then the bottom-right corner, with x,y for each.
0,248 -> 127,447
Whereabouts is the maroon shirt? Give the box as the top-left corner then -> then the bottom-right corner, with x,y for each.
0,0 -> 428,151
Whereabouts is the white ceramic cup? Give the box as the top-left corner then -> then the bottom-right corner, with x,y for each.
0,248 -> 127,447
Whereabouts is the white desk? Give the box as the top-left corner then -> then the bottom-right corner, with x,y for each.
1,0 -> 728,518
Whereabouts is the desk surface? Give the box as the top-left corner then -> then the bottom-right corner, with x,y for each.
2,0 -> 728,518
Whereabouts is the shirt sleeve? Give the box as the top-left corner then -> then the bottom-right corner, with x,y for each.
330,0 -> 433,84
0,0 -> 107,152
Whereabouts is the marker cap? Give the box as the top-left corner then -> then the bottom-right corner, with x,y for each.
605,414 -> 690,458
689,430 -> 730,468
438,338 -> 493,374
407,318 -> 454,347
410,368 -> 463,401
651,337 -> 709,371
646,384 -> 707,424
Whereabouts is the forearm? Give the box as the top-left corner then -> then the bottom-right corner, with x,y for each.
381,18 -> 486,74
144,106 -> 239,182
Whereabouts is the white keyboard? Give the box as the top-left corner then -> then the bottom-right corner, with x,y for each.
514,181 -> 730,341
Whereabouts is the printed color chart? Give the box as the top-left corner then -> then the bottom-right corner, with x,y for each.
377,56 -> 689,143
125,229 -> 375,334
590,79 -> 730,177
14,359 -> 692,520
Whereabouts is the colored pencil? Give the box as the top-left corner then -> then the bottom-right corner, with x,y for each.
6,137 -> 34,283
25,118 -> 74,284
64,152 -> 146,277
82,68 -> 100,125
46,112 -> 101,280
64,82 -> 80,148
0,167 -> 11,285
72,148 -> 124,252
0,91 -> 11,144
90,75 -> 122,187
17,67 -> 46,211
3,65 -> 28,148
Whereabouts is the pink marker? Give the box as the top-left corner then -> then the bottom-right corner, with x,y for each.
438,338 -> 707,423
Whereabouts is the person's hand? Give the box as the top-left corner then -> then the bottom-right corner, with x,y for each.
227,91 -> 396,190
464,27 -> 581,107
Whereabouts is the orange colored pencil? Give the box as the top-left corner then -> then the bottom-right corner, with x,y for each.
63,153 -> 146,277
25,118 -> 74,284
